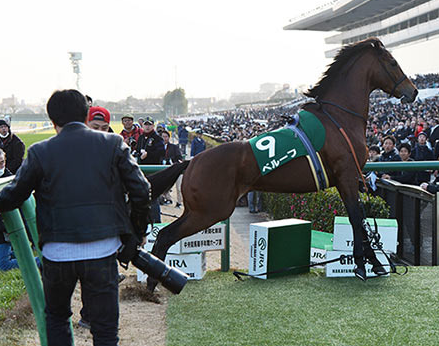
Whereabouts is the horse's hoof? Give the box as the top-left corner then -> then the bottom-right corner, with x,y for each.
372,265 -> 387,276
354,267 -> 367,281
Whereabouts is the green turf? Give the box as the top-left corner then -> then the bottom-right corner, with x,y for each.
0,269 -> 25,321
166,267 -> 439,346
18,132 -> 54,157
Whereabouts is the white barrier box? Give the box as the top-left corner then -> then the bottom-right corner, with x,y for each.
249,219 -> 311,279
137,252 -> 206,282
145,222 -> 226,254
325,250 -> 390,278
310,230 -> 333,267
333,217 -> 398,253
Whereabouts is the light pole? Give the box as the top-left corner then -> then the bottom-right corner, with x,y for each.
68,52 -> 82,90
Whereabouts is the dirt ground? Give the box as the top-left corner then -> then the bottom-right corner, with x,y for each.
8,189 -> 251,346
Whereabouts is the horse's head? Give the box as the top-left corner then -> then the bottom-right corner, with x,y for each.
370,38 -> 418,103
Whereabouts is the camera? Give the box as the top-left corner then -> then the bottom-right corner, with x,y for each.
117,234 -> 188,294
128,137 -> 137,148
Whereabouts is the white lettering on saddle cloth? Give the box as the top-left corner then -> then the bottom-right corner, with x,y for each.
261,147 -> 297,173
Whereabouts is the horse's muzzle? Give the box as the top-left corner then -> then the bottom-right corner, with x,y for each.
401,88 -> 418,103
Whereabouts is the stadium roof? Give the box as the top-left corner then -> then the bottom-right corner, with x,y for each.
284,0 -> 431,31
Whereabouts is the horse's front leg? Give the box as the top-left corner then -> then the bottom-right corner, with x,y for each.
336,180 -> 385,280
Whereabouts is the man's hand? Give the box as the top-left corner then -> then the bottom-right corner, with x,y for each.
381,174 -> 391,179
140,149 -> 147,160
421,182 -> 429,191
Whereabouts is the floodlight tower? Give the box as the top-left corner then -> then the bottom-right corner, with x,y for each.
68,52 -> 82,90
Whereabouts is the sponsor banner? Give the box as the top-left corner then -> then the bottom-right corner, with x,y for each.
333,217 -> 398,253
325,250 -> 390,278
310,247 -> 327,268
145,222 -> 226,254
249,225 -> 268,279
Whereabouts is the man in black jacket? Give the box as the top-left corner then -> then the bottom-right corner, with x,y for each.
0,90 -> 151,346
136,117 -> 165,165
378,135 -> 401,178
0,116 -> 25,174
411,132 -> 435,183
160,130 -> 183,207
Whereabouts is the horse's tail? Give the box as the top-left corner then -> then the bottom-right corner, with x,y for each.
147,160 -> 190,200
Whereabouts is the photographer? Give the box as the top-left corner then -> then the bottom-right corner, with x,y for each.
120,113 -> 143,150
0,90 -> 151,346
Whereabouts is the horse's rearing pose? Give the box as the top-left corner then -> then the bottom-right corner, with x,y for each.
148,38 -> 418,291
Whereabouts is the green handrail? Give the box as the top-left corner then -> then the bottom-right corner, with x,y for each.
2,209 -> 47,346
364,161 -> 439,172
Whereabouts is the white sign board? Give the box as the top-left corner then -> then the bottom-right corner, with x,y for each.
137,252 -> 206,282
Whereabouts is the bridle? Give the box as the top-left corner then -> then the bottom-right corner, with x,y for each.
377,56 -> 408,99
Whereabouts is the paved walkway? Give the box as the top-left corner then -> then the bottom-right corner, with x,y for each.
229,206 -> 268,248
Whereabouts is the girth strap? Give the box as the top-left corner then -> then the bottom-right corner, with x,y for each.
286,123 -> 328,191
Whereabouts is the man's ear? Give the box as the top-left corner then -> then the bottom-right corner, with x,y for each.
52,121 -> 63,134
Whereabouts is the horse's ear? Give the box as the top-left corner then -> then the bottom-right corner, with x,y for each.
371,38 -> 384,54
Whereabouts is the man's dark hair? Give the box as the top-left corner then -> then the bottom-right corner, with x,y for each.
46,89 -> 88,127
383,135 -> 396,145
369,145 -> 381,154
398,143 -> 412,153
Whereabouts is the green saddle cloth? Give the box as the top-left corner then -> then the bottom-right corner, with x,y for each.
249,110 -> 326,175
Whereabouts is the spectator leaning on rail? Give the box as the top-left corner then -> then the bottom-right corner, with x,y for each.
0,115 -> 25,174
0,89 -> 151,346
191,129 -> 206,157
382,143 -> 418,185
377,135 -> 401,178
411,132 -> 435,184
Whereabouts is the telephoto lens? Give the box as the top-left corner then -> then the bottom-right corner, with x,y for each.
132,249 -> 188,294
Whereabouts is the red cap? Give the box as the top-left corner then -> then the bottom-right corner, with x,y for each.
88,106 -> 110,124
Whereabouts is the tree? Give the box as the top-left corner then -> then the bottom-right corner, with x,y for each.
163,88 -> 188,116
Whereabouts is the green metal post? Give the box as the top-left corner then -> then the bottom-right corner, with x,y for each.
2,209 -> 48,346
20,195 -> 43,261
221,218 -> 230,272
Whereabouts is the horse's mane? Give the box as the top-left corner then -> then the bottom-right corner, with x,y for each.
305,38 -> 381,99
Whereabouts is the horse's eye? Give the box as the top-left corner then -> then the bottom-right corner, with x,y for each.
390,59 -> 397,67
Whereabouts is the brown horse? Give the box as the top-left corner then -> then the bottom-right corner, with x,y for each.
147,38 -> 418,291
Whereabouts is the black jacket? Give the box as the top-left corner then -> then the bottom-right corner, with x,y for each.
378,148 -> 401,177
1,133 -> 25,174
162,143 -> 182,165
136,131 -> 165,165
0,168 -> 13,244
389,158 -> 418,185
0,122 -> 151,246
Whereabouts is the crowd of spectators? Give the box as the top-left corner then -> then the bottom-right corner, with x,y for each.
179,73 -> 439,190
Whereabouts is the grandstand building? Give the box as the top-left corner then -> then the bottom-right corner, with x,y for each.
284,0 -> 439,58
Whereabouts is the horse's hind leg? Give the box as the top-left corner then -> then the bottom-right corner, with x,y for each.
146,211 -> 222,292
337,181 -> 384,281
